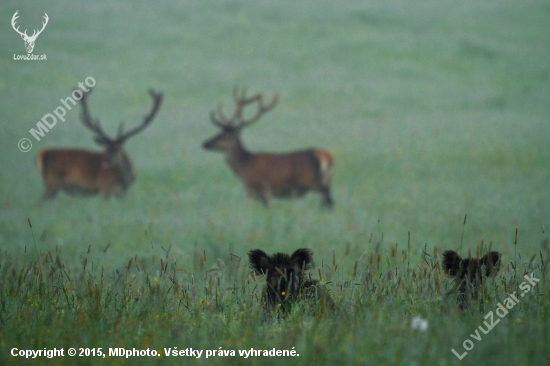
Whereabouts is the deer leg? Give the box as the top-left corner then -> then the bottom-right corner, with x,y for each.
256,185 -> 271,207
102,186 -> 126,199
40,190 -> 57,202
40,177 -> 59,201
260,187 -> 270,207
246,187 -> 269,206
113,185 -> 128,199
319,186 -> 333,208
290,189 -> 297,200
115,191 -> 127,199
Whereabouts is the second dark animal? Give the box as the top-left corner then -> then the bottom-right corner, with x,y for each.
248,248 -> 335,313
442,250 -> 501,309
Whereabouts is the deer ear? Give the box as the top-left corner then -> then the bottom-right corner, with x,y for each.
480,251 -> 501,275
248,249 -> 272,275
290,248 -> 313,270
442,250 -> 462,276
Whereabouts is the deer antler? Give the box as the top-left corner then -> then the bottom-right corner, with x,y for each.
115,90 -> 163,143
11,11 -> 48,40
236,89 -> 279,128
78,89 -> 114,144
31,13 -> 49,40
210,87 -> 279,129
11,11 -> 27,38
79,89 -> 163,145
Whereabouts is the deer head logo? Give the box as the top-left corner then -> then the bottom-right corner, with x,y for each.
11,11 -> 49,54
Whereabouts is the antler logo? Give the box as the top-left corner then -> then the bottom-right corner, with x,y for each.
11,11 -> 49,54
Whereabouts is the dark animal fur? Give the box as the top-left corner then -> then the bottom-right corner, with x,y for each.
247,248 -> 335,313
442,250 -> 501,309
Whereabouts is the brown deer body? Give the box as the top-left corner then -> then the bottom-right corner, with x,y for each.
203,88 -> 333,207
36,89 -> 163,200
442,250 -> 501,309
248,248 -> 335,314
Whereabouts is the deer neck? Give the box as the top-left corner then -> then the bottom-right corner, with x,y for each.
118,155 -> 136,189
107,152 -> 135,189
224,138 -> 252,174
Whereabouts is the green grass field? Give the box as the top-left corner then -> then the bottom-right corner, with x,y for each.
1,0 -> 549,364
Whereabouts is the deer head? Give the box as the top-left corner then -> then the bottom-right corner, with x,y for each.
203,87 -> 279,152
79,88 -> 163,188
12,11 -> 49,53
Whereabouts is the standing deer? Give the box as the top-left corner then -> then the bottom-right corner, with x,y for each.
36,89 -> 163,200
248,248 -> 335,314
203,88 -> 334,207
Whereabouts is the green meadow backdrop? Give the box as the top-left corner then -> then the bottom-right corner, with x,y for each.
0,0 -> 549,365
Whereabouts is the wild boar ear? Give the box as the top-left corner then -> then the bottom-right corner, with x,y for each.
248,249 -> 272,275
442,250 -> 462,276
290,248 -> 313,270
480,251 -> 501,275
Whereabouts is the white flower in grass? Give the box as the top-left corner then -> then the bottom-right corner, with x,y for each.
410,316 -> 428,331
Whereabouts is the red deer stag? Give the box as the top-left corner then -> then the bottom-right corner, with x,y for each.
248,248 -> 335,314
203,88 -> 334,208
36,89 -> 163,200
